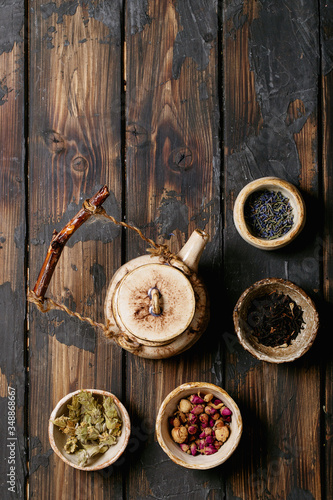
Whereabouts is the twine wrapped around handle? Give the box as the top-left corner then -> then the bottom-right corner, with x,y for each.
27,185 -> 183,353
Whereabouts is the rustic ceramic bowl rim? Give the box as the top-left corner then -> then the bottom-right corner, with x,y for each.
233,176 -> 306,250
233,278 -> 319,363
48,389 -> 131,471
155,382 -> 243,470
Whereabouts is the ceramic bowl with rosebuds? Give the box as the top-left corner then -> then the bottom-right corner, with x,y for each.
155,382 -> 242,470
48,389 -> 131,471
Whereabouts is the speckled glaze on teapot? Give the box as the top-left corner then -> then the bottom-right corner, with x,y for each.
104,229 -> 210,359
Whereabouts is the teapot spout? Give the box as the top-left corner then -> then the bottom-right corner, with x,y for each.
177,229 -> 209,273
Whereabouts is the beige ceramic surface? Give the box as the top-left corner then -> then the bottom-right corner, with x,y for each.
233,278 -> 319,363
233,177 -> 306,250
48,389 -> 131,471
155,382 -> 243,470
113,263 -> 195,346
104,230 -> 210,359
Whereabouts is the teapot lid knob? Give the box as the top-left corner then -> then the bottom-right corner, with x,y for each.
113,263 -> 195,346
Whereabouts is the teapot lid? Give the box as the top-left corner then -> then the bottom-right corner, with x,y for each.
113,263 -> 195,345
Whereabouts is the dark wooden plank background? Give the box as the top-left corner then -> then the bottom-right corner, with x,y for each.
0,0 -> 332,499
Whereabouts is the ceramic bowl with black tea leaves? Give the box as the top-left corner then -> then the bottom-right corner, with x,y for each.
48,389 -> 131,471
233,278 -> 319,363
233,177 -> 306,250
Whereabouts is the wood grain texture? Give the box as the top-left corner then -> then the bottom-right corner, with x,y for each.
28,1 -> 124,498
321,2 -> 333,498
0,0 -> 332,498
125,0 -> 222,497
223,1 -> 322,498
0,0 -> 26,497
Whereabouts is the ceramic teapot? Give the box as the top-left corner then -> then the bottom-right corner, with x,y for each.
104,227 -> 210,358
29,186 -> 210,359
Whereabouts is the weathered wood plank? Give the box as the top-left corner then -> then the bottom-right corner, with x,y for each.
125,0 -> 222,497
0,0 -> 27,498
223,1 -> 322,498
320,1 -> 333,498
28,1 -> 124,498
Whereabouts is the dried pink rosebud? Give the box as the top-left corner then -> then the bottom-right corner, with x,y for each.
178,399 -> 192,413
204,406 -> 216,415
171,426 -> 188,444
214,419 -> 225,429
199,427 -> 212,439
188,425 -> 198,435
204,444 -> 217,455
179,443 -> 190,453
221,407 -> 232,417
214,399 -> 222,405
204,393 -> 214,402
223,416 -> 231,423
199,413 -> 209,424
205,435 -> 214,445
191,404 -> 204,415
188,413 -> 198,425
172,417 -> 181,427
189,394 -> 205,404
198,439 -> 206,450
209,418 -> 215,427
190,443 -> 198,456
214,440 -> 222,450
178,411 -> 187,423
215,426 -> 230,443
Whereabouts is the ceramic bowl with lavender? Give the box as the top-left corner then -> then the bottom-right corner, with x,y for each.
155,382 -> 243,470
233,176 -> 306,250
48,389 -> 131,471
233,278 -> 319,363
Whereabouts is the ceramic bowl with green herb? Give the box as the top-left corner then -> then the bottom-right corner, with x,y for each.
48,389 -> 131,471
233,177 -> 306,250
233,278 -> 319,363
155,382 -> 243,470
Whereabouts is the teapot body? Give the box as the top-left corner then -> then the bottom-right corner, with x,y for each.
104,253 -> 209,359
